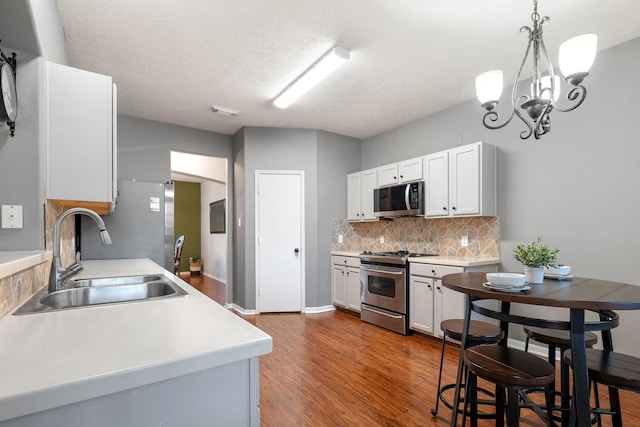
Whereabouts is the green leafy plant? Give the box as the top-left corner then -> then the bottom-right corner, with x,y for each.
190,255 -> 201,263
513,237 -> 559,268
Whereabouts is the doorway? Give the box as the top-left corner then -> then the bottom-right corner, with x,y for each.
255,170 -> 305,313
171,151 -> 229,303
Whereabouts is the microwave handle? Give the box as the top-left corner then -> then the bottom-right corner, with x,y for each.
405,184 -> 410,210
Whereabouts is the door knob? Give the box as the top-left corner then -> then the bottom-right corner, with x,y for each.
294,248 -> 300,253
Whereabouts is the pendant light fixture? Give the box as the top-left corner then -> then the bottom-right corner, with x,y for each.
273,46 -> 350,109
475,0 -> 597,139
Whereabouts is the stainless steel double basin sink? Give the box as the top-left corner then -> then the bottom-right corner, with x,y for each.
14,274 -> 188,315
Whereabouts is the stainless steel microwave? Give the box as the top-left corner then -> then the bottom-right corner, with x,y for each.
374,181 -> 424,217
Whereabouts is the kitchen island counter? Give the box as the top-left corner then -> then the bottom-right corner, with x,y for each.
0,258 -> 272,426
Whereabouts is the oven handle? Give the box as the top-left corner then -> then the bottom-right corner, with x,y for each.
360,266 -> 405,275
362,305 -> 403,319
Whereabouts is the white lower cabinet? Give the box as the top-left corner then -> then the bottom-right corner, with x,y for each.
332,255 -> 361,312
409,262 -> 497,336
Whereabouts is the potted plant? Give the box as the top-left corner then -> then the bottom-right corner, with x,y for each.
189,255 -> 202,274
513,237 -> 559,283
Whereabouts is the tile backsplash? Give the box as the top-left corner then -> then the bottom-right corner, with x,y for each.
0,201 -> 74,318
331,216 -> 500,257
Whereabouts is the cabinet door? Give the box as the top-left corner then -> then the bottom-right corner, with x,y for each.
399,157 -> 423,182
424,151 -> 449,217
449,144 -> 480,216
434,279 -> 465,338
360,169 -> 378,220
346,173 -> 362,221
332,265 -> 346,307
346,267 -> 361,312
409,276 -> 434,334
377,164 -> 398,187
46,61 -> 113,204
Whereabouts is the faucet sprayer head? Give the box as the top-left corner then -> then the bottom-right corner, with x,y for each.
100,229 -> 112,245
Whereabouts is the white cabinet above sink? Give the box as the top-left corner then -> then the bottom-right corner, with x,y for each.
45,61 -> 117,214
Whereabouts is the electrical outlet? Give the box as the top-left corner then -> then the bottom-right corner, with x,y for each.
338,234 -> 344,243
379,236 -> 385,244
461,236 -> 469,247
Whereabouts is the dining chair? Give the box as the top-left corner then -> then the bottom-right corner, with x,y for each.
523,325 -> 600,426
174,235 -> 185,275
431,319 -> 503,419
563,348 -> 640,427
463,345 -> 555,427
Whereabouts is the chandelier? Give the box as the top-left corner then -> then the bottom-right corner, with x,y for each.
475,0 -> 597,139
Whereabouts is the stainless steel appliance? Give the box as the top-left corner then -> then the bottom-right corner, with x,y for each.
374,181 -> 424,218
360,250 -> 437,335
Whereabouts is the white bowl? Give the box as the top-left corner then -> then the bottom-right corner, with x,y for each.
545,265 -> 571,276
486,272 -> 526,287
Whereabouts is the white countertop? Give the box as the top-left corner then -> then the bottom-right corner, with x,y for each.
331,251 -> 499,267
0,250 -> 52,279
408,255 -> 500,267
0,258 -> 272,422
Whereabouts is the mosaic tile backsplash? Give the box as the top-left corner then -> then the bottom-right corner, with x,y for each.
331,216 -> 500,257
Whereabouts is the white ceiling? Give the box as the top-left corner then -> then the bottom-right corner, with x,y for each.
55,0 -> 640,140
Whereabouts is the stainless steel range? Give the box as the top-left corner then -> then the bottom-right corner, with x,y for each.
360,250 -> 437,335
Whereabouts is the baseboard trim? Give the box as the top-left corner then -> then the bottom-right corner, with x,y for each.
227,303 -> 256,315
303,305 -> 336,314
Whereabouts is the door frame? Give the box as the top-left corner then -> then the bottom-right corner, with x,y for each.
254,170 -> 305,314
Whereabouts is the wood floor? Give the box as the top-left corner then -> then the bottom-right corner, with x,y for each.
181,274 -> 640,426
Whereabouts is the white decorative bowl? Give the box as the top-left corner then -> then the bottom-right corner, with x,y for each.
486,272 -> 527,287
545,265 -> 571,276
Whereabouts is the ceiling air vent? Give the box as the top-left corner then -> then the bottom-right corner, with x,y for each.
209,104 -> 239,117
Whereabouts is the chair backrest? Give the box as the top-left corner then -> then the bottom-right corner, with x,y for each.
175,235 -> 185,259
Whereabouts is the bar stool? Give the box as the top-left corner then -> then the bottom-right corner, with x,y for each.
563,349 -> 640,427
463,346 -> 556,427
524,325 -> 599,425
430,319 -> 503,418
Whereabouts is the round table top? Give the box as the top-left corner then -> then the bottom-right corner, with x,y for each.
442,272 -> 640,311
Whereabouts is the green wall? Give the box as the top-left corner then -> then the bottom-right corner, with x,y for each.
175,181 -> 201,272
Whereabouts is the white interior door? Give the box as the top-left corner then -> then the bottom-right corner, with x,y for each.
256,171 -> 304,312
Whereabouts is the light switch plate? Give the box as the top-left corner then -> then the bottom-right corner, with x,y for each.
2,205 -> 23,229
461,235 -> 469,247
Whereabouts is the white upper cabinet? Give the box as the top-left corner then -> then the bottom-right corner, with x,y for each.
377,163 -> 398,187
347,168 -> 377,221
45,61 -> 117,214
398,157 -> 423,182
424,142 -> 496,218
424,151 -> 449,217
377,157 -> 424,187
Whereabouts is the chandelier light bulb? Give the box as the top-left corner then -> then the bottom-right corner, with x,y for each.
536,75 -> 560,102
476,70 -> 503,109
559,34 -> 597,81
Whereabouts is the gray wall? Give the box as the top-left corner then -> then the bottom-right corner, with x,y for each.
316,131 -> 361,305
362,37 -> 640,353
117,115 -> 235,292
0,52 -> 46,251
232,127 -> 360,310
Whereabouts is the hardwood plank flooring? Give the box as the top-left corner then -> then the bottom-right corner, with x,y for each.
182,275 -> 640,426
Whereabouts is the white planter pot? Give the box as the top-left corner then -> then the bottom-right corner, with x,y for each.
524,266 -> 544,284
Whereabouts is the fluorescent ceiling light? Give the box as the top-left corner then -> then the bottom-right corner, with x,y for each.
273,46 -> 350,109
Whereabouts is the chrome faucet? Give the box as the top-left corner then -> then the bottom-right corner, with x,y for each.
48,208 -> 112,293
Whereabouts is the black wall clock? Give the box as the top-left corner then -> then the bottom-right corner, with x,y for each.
0,48 -> 17,137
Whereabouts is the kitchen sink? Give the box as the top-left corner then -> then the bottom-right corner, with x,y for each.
72,275 -> 163,287
13,276 -> 188,315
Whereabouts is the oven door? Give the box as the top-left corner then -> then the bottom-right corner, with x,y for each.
360,264 -> 407,314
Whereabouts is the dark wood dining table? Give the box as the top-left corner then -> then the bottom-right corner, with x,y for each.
442,272 -> 640,427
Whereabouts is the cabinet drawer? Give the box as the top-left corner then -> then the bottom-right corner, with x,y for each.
332,256 -> 360,268
409,263 -> 463,278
